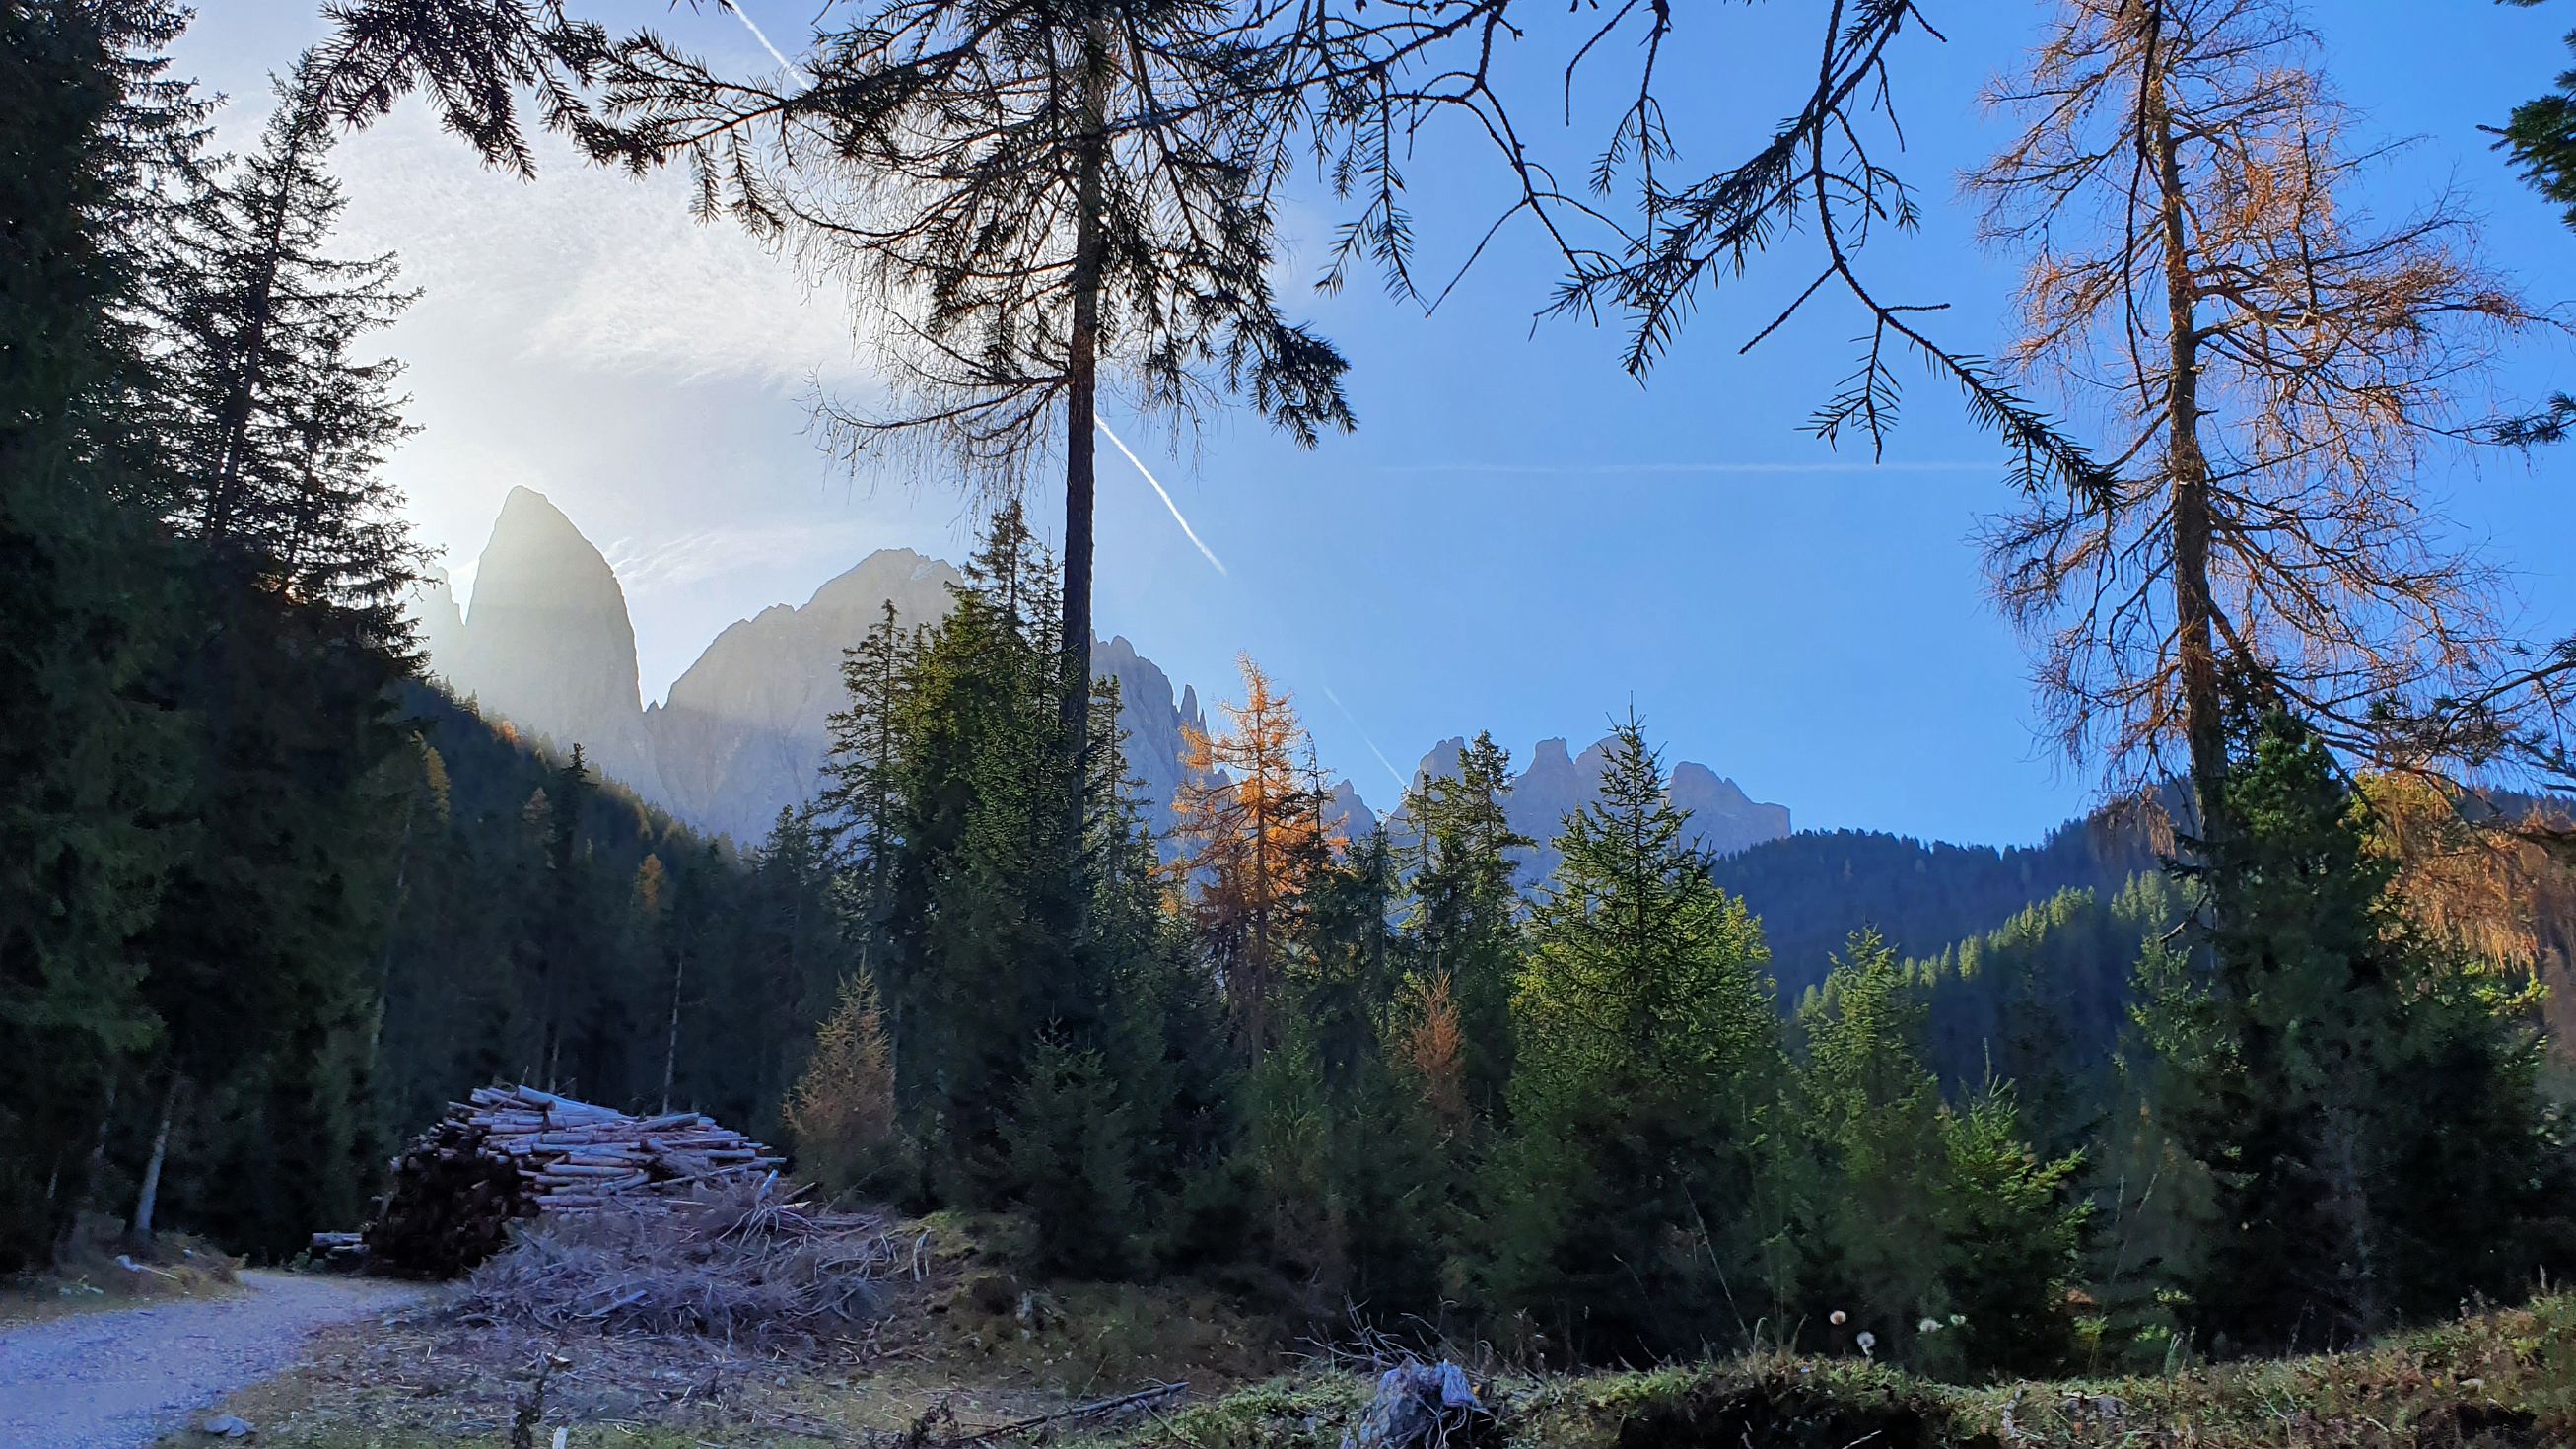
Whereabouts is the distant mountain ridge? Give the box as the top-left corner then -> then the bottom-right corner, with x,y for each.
1707,816 -> 2167,1000
407,489 -> 1243,845
643,547 -> 958,842
408,488 -> 1793,865
1400,734 -> 1792,885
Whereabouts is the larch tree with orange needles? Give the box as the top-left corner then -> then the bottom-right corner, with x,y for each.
1969,0 -> 2546,846
1397,972 -> 1469,1128
2362,774 -> 2576,1029
1170,655 -> 1331,1054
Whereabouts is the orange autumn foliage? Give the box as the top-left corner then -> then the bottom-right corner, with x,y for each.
2365,776 -> 2576,1050
1171,654 -> 1329,1051
1399,972 -> 1469,1126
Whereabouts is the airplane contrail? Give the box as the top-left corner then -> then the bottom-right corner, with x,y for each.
720,1 -> 800,75
707,4 -> 1397,819
1092,418 -> 1411,813
1323,685 -> 1411,798
1384,459 -> 2004,475
1097,419 -> 1228,577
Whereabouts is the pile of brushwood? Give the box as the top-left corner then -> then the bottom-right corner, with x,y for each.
458,1179 -> 902,1350
360,1085 -> 786,1277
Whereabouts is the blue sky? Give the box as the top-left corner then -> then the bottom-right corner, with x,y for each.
178,2 -> 2576,846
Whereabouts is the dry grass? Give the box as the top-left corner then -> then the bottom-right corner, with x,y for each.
158,1209 -> 1288,1449
0,1216 -> 241,1327
1136,1293 -> 2576,1449
174,1217 -> 2576,1449
170,1289 -> 2576,1449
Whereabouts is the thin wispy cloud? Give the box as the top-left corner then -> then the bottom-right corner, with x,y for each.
1099,420 -> 1228,576
1381,459 -> 2006,475
321,106 -> 869,390
603,520 -> 883,594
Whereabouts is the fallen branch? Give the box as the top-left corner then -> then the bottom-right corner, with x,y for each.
949,1383 -> 1191,1445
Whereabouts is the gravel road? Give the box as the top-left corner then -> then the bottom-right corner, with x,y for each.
0,1270 -> 430,1449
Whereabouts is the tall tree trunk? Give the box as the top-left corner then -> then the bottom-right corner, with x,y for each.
205,117 -> 315,550
370,777 -> 420,1062
128,1071 -> 181,1249
661,949 -> 685,1115
1060,16 -> 1112,761
78,1071 -> 121,1216
2145,37 -> 2228,847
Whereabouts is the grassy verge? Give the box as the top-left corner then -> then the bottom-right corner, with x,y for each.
150,1201 -> 2573,1449
1144,1293 -> 2576,1449
154,1209 -> 1283,1449
0,1219 -> 240,1327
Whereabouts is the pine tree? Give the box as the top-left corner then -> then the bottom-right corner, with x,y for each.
866,503 -> 1096,1202
1790,932 -> 2088,1378
818,599 -> 916,983
1004,1035 -> 1137,1279
1933,1082 -> 2090,1379
161,59 -> 419,635
1081,678 -> 1232,1206
1790,932 -> 1953,1365
117,53 -> 425,1251
789,972 -> 906,1199
532,746 -> 596,1091
1297,826 -> 1401,1091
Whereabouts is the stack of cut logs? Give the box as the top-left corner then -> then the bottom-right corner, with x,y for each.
355,1084 -> 786,1278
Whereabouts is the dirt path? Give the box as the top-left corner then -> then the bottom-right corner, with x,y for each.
0,1269 -> 430,1449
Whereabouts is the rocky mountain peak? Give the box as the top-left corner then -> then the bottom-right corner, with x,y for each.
643,549 -> 965,842
421,495 -> 1795,870
1394,729 -> 1791,886
448,487 -> 653,785
405,566 -> 466,669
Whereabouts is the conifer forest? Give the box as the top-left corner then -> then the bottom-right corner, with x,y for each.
12,2 -> 2576,1442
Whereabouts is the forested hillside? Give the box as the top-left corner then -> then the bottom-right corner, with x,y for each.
1712,815 -> 2167,1000
130,684 -> 823,1259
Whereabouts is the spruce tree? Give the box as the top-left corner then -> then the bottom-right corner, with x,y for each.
818,599 -> 916,985
1791,932 -> 2087,1378
2137,713 -> 2576,1351
1081,679 -> 1230,1205
161,60 -> 418,631
1790,932 -> 1953,1365
1403,731 -> 1529,1117
0,0 -> 196,1269
122,55 -> 423,1252
872,503 -> 1094,1202
1490,715 -> 1783,1360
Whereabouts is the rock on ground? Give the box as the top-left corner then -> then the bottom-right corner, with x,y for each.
0,1268 -> 428,1449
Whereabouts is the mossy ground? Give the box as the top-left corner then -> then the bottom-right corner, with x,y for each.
1123,1293 -> 2576,1449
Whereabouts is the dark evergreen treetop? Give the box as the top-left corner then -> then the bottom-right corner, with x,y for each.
161,60 -> 422,650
